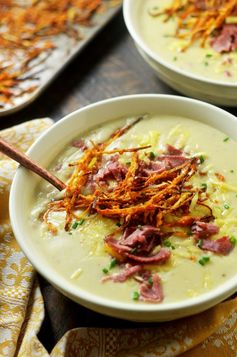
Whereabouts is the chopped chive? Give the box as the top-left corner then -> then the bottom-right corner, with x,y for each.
68,232 -> 72,235
230,236 -> 237,245
197,239 -> 203,248
204,61 -> 209,66
230,170 -> 234,173
148,277 -> 153,285
173,56 -> 177,61
224,203 -> 230,209
116,222 -> 122,227
78,219 -> 85,225
102,268 -> 109,274
201,183 -> 207,190
132,291 -> 140,300
164,240 -> 175,249
206,53 -> 213,58
72,222 -> 79,229
109,258 -> 117,269
198,256 -> 210,266
126,162 -> 131,166
130,247 -> 138,254
223,137 -> 230,142
199,155 -> 205,164
149,151 -> 156,159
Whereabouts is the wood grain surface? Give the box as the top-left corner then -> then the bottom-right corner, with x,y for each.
1,10 -> 237,352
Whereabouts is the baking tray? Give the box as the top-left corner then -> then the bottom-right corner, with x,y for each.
0,1 -> 121,117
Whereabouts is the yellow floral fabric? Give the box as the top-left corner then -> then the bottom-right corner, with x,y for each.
0,119 -> 237,357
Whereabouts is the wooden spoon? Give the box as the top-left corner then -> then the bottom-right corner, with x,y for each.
0,138 -> 66,191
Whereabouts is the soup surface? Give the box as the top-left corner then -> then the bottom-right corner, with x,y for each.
31,114 -> 237,304
138,0 -> 237,82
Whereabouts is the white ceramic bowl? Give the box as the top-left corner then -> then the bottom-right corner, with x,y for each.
10,95 -> 237,322
123,0 -> 237,106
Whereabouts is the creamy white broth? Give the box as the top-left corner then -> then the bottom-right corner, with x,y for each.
31,114 -> 237,303
138,0 -> 237,82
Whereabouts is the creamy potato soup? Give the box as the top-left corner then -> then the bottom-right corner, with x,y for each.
138,0 -> 237,82
31,115 -> 237,304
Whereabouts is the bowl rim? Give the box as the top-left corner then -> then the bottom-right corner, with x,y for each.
10,94 -> 237,316
123,0 -> 237,88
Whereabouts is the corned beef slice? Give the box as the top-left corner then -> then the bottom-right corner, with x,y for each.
102,265 -> 142,283
212,24 -> 237,53
95,155 -> 127,181
125,248 -> 171,264
140,274 -> 164,302
192,221 -> 219,239
201,236 -> 234,255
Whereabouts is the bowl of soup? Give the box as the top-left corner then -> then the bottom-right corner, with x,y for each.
123,0 -> 237,106
10,94 -> 237,321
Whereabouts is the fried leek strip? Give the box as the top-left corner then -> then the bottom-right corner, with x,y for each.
44,117 -> 208,233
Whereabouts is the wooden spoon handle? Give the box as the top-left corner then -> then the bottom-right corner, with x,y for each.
0,138 -> 66,191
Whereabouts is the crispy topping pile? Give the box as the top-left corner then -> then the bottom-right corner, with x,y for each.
150,0 -> 237,52
0,0 -> 108,108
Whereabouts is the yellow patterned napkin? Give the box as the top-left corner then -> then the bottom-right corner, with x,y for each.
0,119 -> 237,357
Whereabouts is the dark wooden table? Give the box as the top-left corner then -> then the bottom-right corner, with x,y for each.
2,9 -> 237,353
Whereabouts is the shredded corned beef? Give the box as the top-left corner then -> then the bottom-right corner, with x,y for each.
120,226 -> 160,253
201,236 -> 234,255
125,248 -> 171,264
138,145 -> 187,176
139,160 -> 167,176
192,221 -> 219,239
140,274 -> 163,302
72,139 -> 88,151
105,226 -> 164,258
166,144 -> 183,156
211,24 -> 237,53
102,265 -> 142,283
159,155 -> 189,169
95,154 -> 127,182
105,236 -> 131,254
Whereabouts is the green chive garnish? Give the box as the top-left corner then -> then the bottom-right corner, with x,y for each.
199,155 -> 205,164
130,247 -> 138,254
206,53 -> 213,58
78,219 -> 85,225
199,256 -> 210,266
102,268 -> 109,274
164,240 -> 175,249
223,137 -> 230,142
197,239 -> 203,248
173,56 -> 177,61
72,222 -> 79,229
132,291 -> 140,300
148,277 -> 153,285
201,183 -> 207,190
230,170 -> 234,173
116,222 -> 122,227
149,152 -> 156,159
68,232 -> 72,235
204,61 -> 209,66
224,203 -> 230,209
230,236 -> 237,245
109,258 -> 117,269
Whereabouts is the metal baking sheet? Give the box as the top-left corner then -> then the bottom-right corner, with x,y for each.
0,2 -> 121,116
